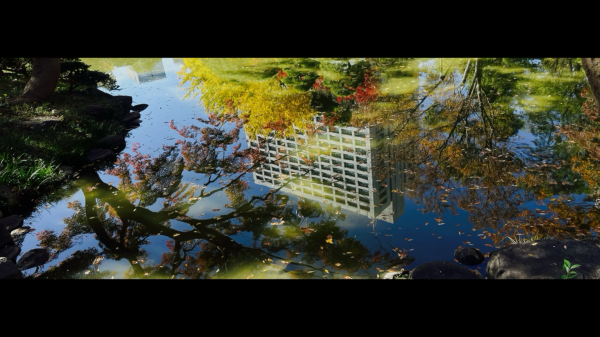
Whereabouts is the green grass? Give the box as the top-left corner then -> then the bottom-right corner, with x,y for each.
0,75 -> 128,195
0,153 -> 61,192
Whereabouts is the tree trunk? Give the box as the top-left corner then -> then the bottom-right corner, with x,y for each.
581,58 -> 600,113
9,58 -> 61,106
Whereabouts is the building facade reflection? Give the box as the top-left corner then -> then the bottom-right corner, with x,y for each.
247,117 -> 407,223
125,60 -> 166,83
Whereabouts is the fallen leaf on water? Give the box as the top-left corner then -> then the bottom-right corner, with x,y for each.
324,269 -> 329,273
335,263 -> 341,266
212,208 -> 220,211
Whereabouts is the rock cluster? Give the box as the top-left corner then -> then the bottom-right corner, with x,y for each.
382,238 -> 600,280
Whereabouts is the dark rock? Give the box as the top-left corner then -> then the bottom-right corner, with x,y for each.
19,121 -> 45,129
0,223 -> 14,248
382,270 -> 410,279
121,111 -> 141,123
42,120 -> 61,128
409,260 -> 483,279
454,247 -> 485,266
59,166 -> 73,180
85,149 -> 114,163
109,96 -> 133,110
486,239 -> 600,279
0,214 -> 23,232
0,258 -> 23,279
131,103 -> 148,112
85,105 -> 108,116
96,134 -> 125,151
86,88 -> 113,98
16,248 -> 50,271
0,245 -> 20,262
0,185 -> 17,207
18,119 -> 61,130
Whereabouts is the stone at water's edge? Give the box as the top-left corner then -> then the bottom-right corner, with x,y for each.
486,239 -> 600,279
409,260 -> 483,279
0,185 -> 18,208
121,111 -> 141,123
131,103 -> 148,112
0,258 -> 23,279
16,248 -> 50,271
0,214 -> 23,232
85,105 -> 108,117
0,223 -> 14,248
96,134 -> 125,151
11,226 -> 31,245
0,245 -> 21,263
59,166 -> 73,180
454,247 -> 485,266
109,96 -> 133,110
85,149 -> 114,163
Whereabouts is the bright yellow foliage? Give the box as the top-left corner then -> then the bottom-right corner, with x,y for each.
178,59 -> 318,139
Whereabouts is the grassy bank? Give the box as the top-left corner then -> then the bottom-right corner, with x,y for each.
0,70 -> 129,216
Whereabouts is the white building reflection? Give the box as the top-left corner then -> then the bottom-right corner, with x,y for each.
247,117 -> 407,223
125,60 -> 166,83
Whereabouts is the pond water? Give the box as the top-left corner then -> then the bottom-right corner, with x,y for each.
16,58 -> 600,279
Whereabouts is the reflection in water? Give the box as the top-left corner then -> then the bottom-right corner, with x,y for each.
12,57 -> 600,279
125,60 -> 166,83
247,116 -> 407,223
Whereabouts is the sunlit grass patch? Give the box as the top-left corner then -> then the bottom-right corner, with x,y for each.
0,153 -> 61,192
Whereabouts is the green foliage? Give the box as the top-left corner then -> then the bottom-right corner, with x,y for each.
282,69 -> 320,91
0,57 -> 31,78
0,57 -> 119,94
561,259 -> 580,279
0,153 -> 61,192
310,87 -> 338,112
59,58 -> 120,93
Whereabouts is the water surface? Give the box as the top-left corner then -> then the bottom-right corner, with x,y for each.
17,58 -> 600,279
